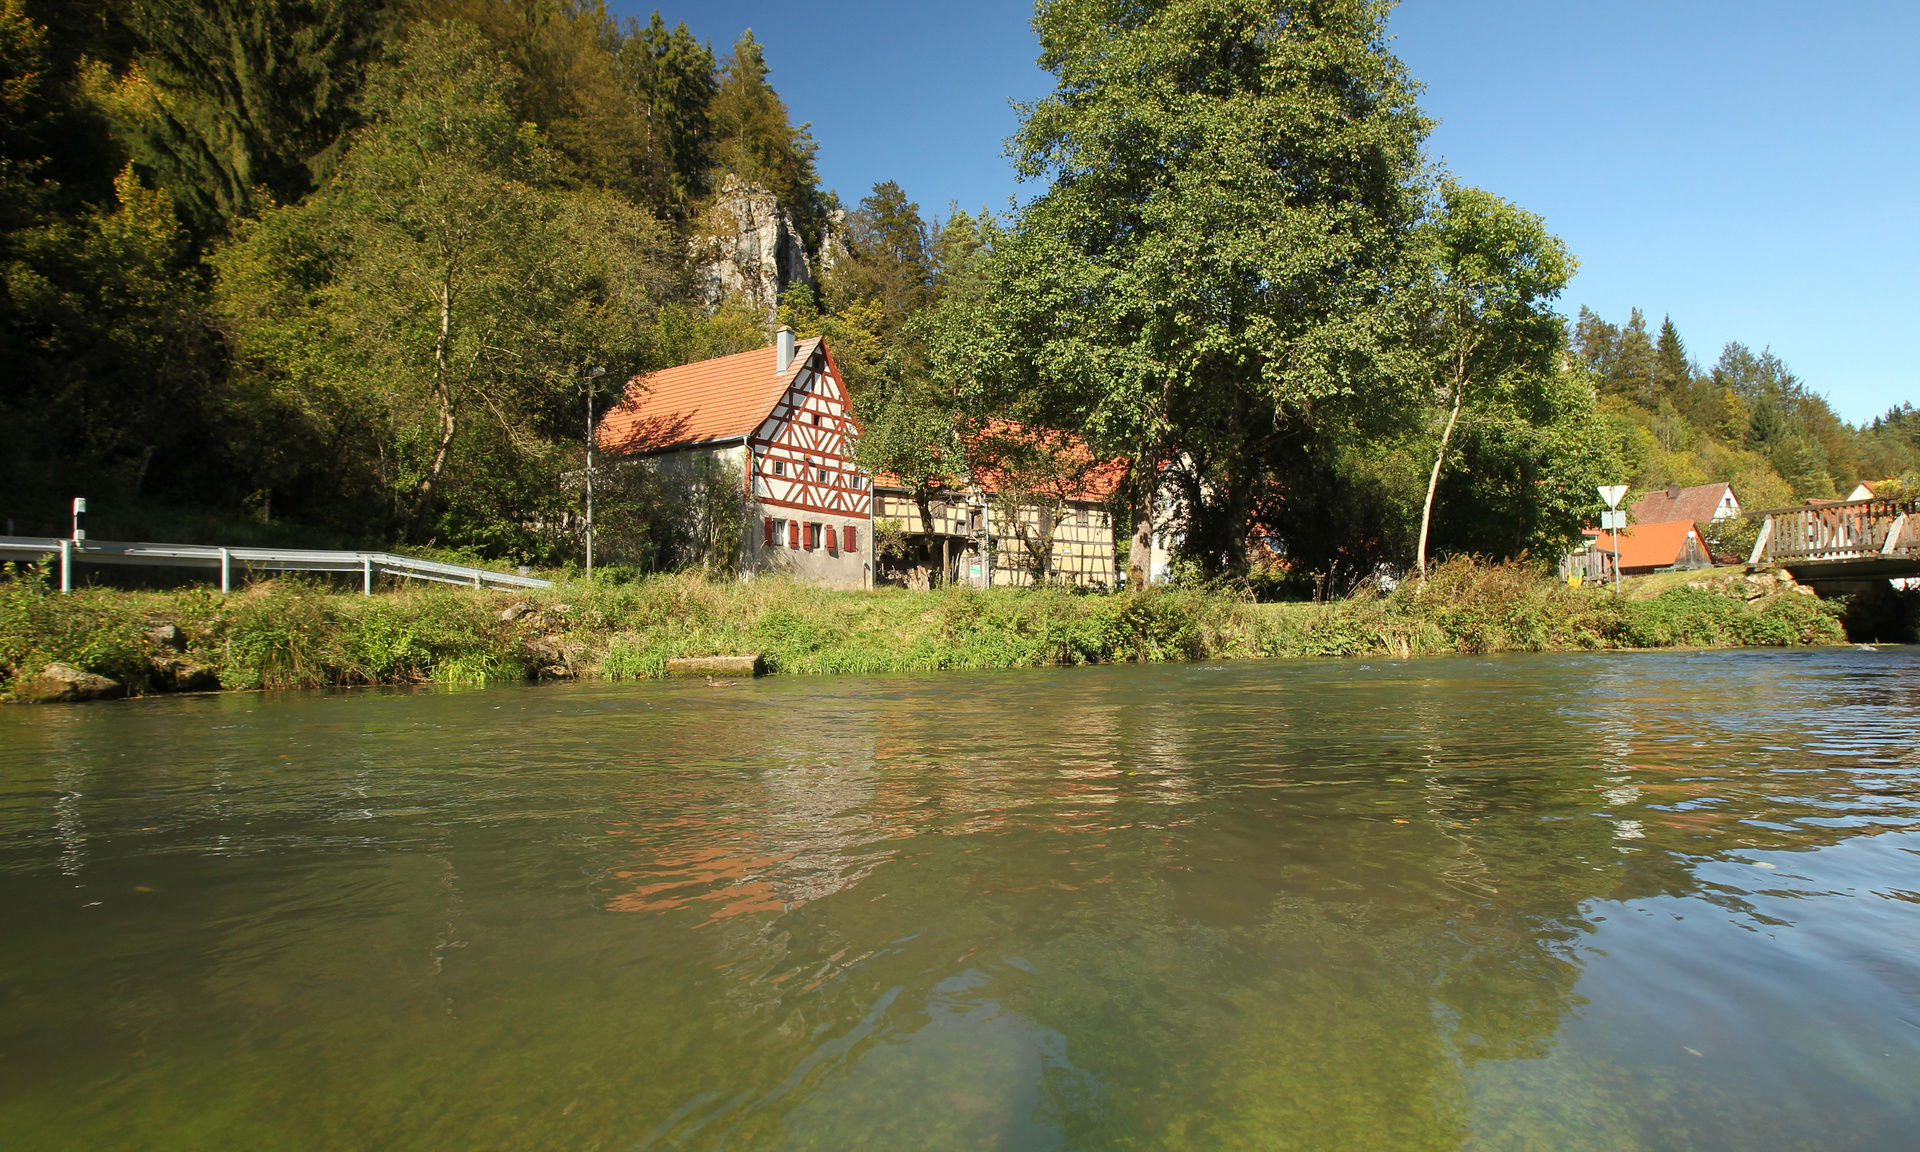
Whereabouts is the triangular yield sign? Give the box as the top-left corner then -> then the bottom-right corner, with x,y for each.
1597,484 -> 1629,509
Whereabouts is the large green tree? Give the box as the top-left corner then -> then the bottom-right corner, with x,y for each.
216,20 -> 673,552
933,0 -> 1430,586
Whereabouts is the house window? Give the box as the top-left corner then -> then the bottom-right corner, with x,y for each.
810,413 -> 820,426
825,525 -> 838,555
773,460 -> 786,476
842,526 -> 856,553
806,522 -> 820,550
817,467 -> 828,483
764,517 -> 775,546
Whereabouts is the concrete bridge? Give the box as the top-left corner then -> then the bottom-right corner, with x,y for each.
1748,497 -> 1920,585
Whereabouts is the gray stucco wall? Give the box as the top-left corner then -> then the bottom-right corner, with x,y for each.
742,506 -> 871,589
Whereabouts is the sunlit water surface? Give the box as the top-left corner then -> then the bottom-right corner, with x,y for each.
3,649 -> 1919,1150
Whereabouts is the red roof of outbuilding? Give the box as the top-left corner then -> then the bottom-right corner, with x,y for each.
1592,520 -> 1703,569
596,337 -> 823,454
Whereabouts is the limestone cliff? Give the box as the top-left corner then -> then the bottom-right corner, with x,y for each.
690,175 -> 811,323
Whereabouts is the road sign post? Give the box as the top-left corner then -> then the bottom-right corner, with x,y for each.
1597,485 -> 1628,594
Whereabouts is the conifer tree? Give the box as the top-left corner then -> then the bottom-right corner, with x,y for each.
1654,314 -> 1690,396
105,0 -> 389,237
831,181 -> 932,330
1611,308 -> 1658,404
616,12 -> 715,214
708,30 -> 824,247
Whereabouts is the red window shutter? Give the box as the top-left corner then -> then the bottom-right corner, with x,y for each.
789,520 -> 800,548
826,526 -> 838,555
764,517 -> 775,546
843,526 -> 856,553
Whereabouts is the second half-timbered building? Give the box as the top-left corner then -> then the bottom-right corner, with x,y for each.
595,328 -> 871,587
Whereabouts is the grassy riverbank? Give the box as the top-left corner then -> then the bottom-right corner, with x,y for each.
0,559 -> 1848,700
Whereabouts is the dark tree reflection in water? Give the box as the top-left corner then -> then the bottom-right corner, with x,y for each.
1,649 -> 1917,1150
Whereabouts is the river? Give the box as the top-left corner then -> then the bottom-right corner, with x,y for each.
2,649 -> 1917,1150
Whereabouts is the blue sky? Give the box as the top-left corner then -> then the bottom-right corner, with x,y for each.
612,1 -> 1916,424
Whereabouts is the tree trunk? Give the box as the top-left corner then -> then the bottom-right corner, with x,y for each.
1416,373 -> 1467,581
409,280 -> 458,522
1128,460 -> 1155,591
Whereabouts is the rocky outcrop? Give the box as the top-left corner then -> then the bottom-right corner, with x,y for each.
691,175 -> 811,323
524,635 -> 581,679
816,207 -> 849,280
148,656 -> 219,692
16,663 -> 125,703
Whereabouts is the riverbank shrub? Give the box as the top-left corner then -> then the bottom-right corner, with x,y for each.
0,560 -> 1847,700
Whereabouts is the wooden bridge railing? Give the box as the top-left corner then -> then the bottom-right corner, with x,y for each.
1748,497 -> 1920,567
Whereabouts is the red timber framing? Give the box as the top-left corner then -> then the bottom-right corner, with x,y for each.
747,343 -> 872,523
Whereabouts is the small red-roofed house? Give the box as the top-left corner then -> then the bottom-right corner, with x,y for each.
1590,520 -> 1714,577
596,328 -> 871,587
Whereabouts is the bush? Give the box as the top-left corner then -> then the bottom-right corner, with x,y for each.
0,559 -> 1851,700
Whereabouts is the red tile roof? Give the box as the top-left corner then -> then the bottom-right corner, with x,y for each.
1630,483 -> 1734,527
964,421 -> 1127,503
872,421 -> 1128,503
595,337 -> 823,454
1592,520 -> 1703,569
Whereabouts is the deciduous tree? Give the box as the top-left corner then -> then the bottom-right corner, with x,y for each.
216,21 -> 672,551
934,0 -> 1430,586
1411,181 -> 1574,578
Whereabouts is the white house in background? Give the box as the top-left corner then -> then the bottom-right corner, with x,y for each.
1629,482 -> 1740,526
594,328 -> 872,588
1847,480 -> 1897,502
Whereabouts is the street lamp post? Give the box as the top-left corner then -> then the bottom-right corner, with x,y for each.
583,365 -> 606,581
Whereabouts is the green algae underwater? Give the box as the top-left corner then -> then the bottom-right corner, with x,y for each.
2,647 -> 1916,1150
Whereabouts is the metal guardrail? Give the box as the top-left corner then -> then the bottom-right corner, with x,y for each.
0,536 -> 551,593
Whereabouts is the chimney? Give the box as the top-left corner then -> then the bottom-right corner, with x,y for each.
775,326 -> 795,375
1667,483 -> 1681,499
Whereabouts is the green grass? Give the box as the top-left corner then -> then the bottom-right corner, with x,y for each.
0,557 -> 1848,700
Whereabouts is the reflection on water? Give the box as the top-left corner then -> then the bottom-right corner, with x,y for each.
2,649 -> 1918,1150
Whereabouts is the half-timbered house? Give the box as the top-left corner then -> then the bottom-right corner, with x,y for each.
871,424 -> 1123,590
595,328 -> 871,587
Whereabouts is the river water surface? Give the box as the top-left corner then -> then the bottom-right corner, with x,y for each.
3,649 -> 1918,1150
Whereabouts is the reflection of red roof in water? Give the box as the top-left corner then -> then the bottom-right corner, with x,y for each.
595,337 -> 824,454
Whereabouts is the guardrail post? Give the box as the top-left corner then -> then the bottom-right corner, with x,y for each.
59,538 -> 72,593
219,547 -> 230,593
362,555 -> 373,595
